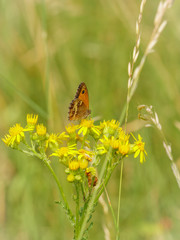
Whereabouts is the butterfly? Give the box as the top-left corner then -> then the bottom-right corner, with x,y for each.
68,82 -> 91,121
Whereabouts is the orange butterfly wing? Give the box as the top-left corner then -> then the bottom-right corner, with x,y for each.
68,82 -> 91,121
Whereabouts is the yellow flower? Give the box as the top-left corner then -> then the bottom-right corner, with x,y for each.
98,121 -> 106,130
118,128 -> 129,142
96,135 -> 110,154
2,134 -> 11,146
69,161 -> 80,170
46,133 -> 61,149
98,134 -> 130,156
2,123 -> 25,147
47,132 -> 69,149
9,123 -> 24,137
67,174 -> 75,182
78,119 -> 100,136
26,114 -> 38,129
118,141 -> 130,155
110,136 -> 119,149
51,144 -> 77,158
99,135 -> 111,148
96,145 -> 107,155
79,159 -> 89,169
101,119 -> 120,136
107,119 -> 120,129
36,124 -> 47,136
66,124 -> 79,134
58,132 -> 69,141
47,133 -> 59,143
132,134 -> 147,163
78,149 -> 94,161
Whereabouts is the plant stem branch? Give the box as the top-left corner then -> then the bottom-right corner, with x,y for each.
22,144 -> 75,224
75,183 -> 80,238
77,149 -> 112,240
116,160 -> 124,240
43,157 -> 75,224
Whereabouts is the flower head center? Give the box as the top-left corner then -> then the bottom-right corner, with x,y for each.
36,124 -> 47,136
66,124 -> 78,134
137,141 -> 145,151
81,119 -> 94,128
58,147 -> 68,156
9,124 -> 24,136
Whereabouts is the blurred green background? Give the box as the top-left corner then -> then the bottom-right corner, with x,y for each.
0,0 -> 180,239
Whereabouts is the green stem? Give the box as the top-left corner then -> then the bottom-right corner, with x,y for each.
119,104 -> 127,126
124,88 -> 130,131
43,157 -> 74,224
75,183 -> 80,239
81,181 -> 86,201
79,185 -> 93,229
116,160 -> 124,240
22,144 -> 75,224
77,149 -> 112,240
95,163 -> 116,203
104,187 -> 117,228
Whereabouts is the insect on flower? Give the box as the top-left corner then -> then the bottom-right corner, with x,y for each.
68,82 -> 91,121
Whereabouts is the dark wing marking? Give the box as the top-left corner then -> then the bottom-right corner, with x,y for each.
74,82 -> 86,99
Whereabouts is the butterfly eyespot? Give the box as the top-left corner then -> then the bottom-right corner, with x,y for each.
68,82 -> 90,120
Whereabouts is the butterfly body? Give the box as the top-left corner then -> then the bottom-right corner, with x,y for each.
68,82 -> 91,121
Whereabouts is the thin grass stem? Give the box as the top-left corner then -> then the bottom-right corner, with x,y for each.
104,187 -> 117,227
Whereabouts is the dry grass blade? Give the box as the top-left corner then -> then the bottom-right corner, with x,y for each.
138,105 -> 180,189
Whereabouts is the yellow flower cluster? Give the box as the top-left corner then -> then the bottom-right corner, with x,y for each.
2,123 -> 25,148
51,119 -> 147,181
2,114 -> 47,148
2,115 -> 147,184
